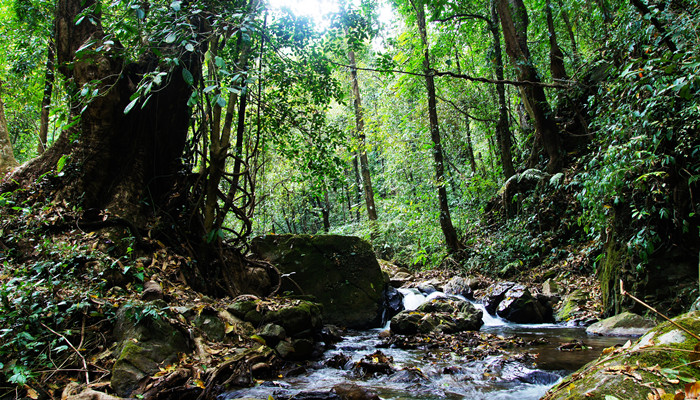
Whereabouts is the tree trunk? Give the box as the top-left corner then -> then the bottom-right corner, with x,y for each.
545,0 -> 568,81
413,0 -> 462,253
556,0 -> 579,65
496,0 -> 562,173
38,40 -> 55,154
464,116 -> 478,174
347,45 -> 378,223
0,81 -> 19,175
489,0 -> 516,179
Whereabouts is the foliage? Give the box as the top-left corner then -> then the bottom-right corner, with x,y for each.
576,1 -> 700,270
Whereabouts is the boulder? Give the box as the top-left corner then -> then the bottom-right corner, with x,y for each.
443,276 -> 475,299
384,286 -> 404,318
194,310 -> 226,341
496,284 -> 552,323
544,311 -> 700,400
390,298 -> 483,335
333,383 -> 381,400
251,234 -> 386,328
482,281 -> 515,314
111,305 -> 191,397
555,289 -> 588,322
586,311 -> 656,336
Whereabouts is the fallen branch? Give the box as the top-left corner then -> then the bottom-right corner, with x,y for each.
620,280 -> 700,341
40,322 -> 90,385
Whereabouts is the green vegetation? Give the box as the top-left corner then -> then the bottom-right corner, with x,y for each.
0,0 -> 699,395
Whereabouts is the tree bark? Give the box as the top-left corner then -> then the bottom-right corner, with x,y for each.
545,0 -> 568,81
464,116 -> 478,174
556,0 -> 579,65
347,45 -> 378,223
496,0 -> 562,173
490,0 -> 516,179
413,0 -> 462,253
37,40 -> 55,155
0,81 -> 19,175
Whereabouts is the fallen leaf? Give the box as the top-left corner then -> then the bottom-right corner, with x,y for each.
685,381 -> 700,399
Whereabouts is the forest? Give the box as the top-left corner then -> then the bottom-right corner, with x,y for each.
0,0 -> 699,398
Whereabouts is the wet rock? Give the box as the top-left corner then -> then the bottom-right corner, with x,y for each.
291,338 -> 315,358
324,353 -> 352,369
497,284 -> 552,323
275,340 -> 295,358
386,367 -> 428,383
585,311 -> 656,336
332,383 -> 381,400
516,370 -> 560,385
384,286 -> 404,318
321,325 -> 344,345
290,391 -> 342,400
443,276 -> 475,299
251,234 -> 386,328
389,311 -> 422,335
354,351 -> 394,375
417,282 -> 438,295
140,280 -> 163,301
111,305 -> 191,397
545,311 -> 700,400
482,281 -> 516,314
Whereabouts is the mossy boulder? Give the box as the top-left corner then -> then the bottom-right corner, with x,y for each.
586,311 -> 656,336
543,311 -> 700,400
390,298 -> 483,335
496,284 -> 552,323
555,289 -> 589,322
251,234 -> 386,328
111,305 -> 191,397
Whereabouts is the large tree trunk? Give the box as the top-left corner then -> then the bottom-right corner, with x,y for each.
544,0 -> 568,81
2,0 -> 199,232
496,0 -> 563,173
489,0 -> 516,179
0,81 -> 19,175
347,45 -> 378,225
413,0 -> 462,253
37,40 -> 55,154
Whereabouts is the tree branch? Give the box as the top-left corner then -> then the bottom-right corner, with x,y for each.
326,59 -> 571,88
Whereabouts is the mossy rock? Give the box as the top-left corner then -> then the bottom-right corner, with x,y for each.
555,289 -> 589,322
251,234 -> 386,328
111,305 -> 191,397
586,312 -> 656,336
543,311 -> 700,400
261,300 -> 323,337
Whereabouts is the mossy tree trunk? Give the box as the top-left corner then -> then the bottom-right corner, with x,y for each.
0,81 -> 19,175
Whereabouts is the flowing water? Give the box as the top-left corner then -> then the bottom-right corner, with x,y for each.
223,290 -> 628,400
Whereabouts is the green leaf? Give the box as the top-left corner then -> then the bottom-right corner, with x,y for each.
170,0 -> 182,11
124,98 -> 139,114
56,155 -> 69,174
182,68 -> 194,86
165,32 -> 177,43
185,43 -> 194,52
216,95 -> 226,107
215,56 -> 225,68
203,85 -> 217,93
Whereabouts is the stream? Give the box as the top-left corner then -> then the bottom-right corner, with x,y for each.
222,289 -> 628,400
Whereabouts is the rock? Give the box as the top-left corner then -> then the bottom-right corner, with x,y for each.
324,353 -> 352,369
482,281 -> 516,314
261,300 -> 323,337
291,338 -> 315,358
194,311 -> 226,341
259,323 -> 286,345
384,286 -> 404,318
321,325 -> 344,345
417,282 -> 438,295
354,351 -> 394,375
111,305 -> 191,397
333,383 -> 381,400
516,370 -> 560,385
443,276 -> 474,299
275,340 -> 295,358
545,311 -> 700,400
140,280 -> 163,301
390,311 -> 422,335
390,298 -> 483,335
251,234 -> 386,328
390,271 -> 412,287
586,311 -> 656,336
251,362 -> 272,379
555,289 -> 588,322
496,284 -> 552,323
541,278 -> 560,296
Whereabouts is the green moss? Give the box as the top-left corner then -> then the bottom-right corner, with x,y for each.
599,240 -> 628,315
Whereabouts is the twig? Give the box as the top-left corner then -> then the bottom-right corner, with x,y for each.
40,322 -> 90,385
620,280 -> 700,341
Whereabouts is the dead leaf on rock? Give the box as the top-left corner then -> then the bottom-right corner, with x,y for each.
685,381 -> 700,399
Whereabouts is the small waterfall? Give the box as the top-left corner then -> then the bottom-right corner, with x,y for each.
396,288 -> 509,327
